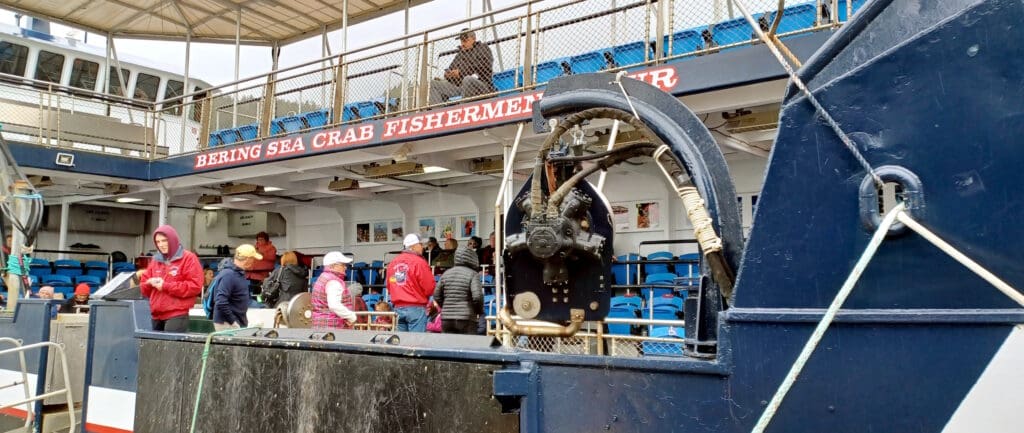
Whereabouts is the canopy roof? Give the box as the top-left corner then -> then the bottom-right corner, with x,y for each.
0,0 -> 430,45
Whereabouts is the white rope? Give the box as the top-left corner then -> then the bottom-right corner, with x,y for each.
750,202 -> 905,433
613,70 -> 640,120
752,203 -> 1024,433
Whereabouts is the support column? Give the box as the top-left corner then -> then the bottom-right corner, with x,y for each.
158,183 -> 169,227
6,181 -> 31,311
180,32 -> 191,151
232,7 -> 241,128
58,202 -> 69,260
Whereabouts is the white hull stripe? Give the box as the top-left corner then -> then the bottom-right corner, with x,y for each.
0,368 -> 37,419
942,324 -> 1024,432
85,386 -> 135,433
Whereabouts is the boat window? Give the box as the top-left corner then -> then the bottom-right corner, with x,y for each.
34,50 -> 64,84
134,72 -> 160,102
108,67 -> 130,97
0,41 -> 29,76
69,58 -> 99,91
164,79 -> 184,115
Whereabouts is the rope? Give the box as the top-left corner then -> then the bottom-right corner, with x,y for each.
751,203 -> 1024,433
730,0 -> 883,188
188,327 -> 257,433
678,186 -> 723,253
613,71 -> 640,121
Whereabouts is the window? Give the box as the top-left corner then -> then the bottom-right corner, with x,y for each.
134,72 -> 160,102
190,86 -> 206,122
163,79 -> 184,115
34,50 -> 65,83
108,67 -> 130,97
69,58 -> 99,90
0,41 -> 29,76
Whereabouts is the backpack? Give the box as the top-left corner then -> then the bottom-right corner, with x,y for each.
262,269 -> 283,306
202,274 -> 224,320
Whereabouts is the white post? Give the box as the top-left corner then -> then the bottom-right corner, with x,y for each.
158,183 -> 169,226
58,202 -> 69,260
596,120 -> 621,192
180,32 -> 191,152
232,7 -> 241,128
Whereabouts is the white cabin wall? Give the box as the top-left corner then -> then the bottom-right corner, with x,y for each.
287,206 -> 344,254
33,230 -> 142,263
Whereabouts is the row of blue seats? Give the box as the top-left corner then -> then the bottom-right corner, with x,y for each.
206,1 -> 862,149
27,258 -> 125,281
209,98 -> 398,147
612,252 -> 701,287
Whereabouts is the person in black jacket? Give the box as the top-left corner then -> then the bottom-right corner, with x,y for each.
433,246 -> 483,334
429,29 -> 495,104
213,244 -> 261,330
262,251 -> 309,307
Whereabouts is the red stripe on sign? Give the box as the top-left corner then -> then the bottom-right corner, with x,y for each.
85,422 -> 133,433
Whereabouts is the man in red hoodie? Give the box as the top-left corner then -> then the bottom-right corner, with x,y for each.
387,233 -> 436,332
138,225 -> 204,332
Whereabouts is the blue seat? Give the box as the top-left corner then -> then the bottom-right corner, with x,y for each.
713,17 -> 754,46
611,253 -> 641,285
534,57 -> 572,84
112,262 -> 136,274
644,251 -> 675,276
644,272 -> 678,298
53,260 -> 83,277
610,41 -> 653,68
836,0 -> 868,21
237,124 -> 259,141
676,253 -> 700,283
341,103 -> 361,122
642,326 -> 685,357
492,68 -> 522,91
280,116 -> 305,133
304,109 -> 330,128
44,275 -> 73,296
665,30 -> 701,57
208,133 -> 223,147
363,293 -> 382,311
606,306 -> 638,335
482,274 -> 494,285
484,294 -> 497,316
270,119 -> 284,135
652,294 -> 683,311
84,260 -> 108,270
356,101 -> 381,119
611,294 -> 642,310
29,258 -> 51,278
217,129 -> 242,145
569,50 -> 608,74
75,275 -> 102,291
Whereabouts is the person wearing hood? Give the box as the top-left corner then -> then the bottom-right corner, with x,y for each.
137,225 -> 204,332
60,283 -> 92,313
261,251 -> 309,307
433,246 -> 484,334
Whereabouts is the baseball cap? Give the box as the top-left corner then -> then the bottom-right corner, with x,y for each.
323,251 -> 354,266
75,283 -> 91,296
403,233 -> 421,248
456,28 -> 475,40
235,244 -> 264,260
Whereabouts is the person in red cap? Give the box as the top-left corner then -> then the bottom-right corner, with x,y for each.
60,283 -> 91,313
137,224 -> 204,332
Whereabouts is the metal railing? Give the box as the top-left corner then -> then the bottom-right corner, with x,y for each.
0,337 -> 76,432
486,315 -> 687,358
0,0 -> 854,159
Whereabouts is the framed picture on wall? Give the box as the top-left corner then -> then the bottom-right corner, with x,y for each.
458,215 -> 477,238
389,221 -> 404,242
355,223 -> 371,243
438,216 -> 457,240
636,201 -> 660,229
612,204 -> 630,231
418,218 -> 436,239
373,222 -> 388,243
611,200 -> 664,232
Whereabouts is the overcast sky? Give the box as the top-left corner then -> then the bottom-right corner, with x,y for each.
0,0 -> 532,86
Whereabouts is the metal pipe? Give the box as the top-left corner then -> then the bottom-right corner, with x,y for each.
596,120 -> 621,191
57,202 -> 69,260
232,6 -> 241,128
181,32 -> 191,152
498,307 -> 585,337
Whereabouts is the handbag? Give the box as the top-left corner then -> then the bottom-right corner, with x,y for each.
426,308 -> 443,333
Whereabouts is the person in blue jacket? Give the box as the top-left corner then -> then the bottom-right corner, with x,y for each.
212,244 -> 261,331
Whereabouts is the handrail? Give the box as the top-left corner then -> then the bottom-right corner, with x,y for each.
0,340 -> 76,432
157,0 -> 549,106
0,72 -> 152,109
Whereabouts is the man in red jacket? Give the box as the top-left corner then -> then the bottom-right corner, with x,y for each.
246,231 -> 278,295
138,225 -> 204,332
387,233 -> 436,332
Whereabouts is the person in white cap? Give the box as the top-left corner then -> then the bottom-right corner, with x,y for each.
311,251 -> 357,329
386,233 -> 436,331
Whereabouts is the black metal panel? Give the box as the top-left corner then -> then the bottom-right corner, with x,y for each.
135,338 -> 518,433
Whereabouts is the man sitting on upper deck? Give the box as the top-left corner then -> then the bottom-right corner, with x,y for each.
428,29 -> 495,105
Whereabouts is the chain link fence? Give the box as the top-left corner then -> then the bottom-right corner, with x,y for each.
424,16 -> 526,107
343,44 -> 419,121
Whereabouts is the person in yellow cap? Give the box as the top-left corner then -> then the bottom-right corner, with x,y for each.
212,244 -> 262,331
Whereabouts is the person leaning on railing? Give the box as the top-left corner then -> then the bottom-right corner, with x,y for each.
429,28 -> 495,104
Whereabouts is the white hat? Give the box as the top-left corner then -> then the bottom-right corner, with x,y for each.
323,251 -> 353,266
403,233 -> 421,248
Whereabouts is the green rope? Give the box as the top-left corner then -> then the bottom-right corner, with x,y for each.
5,254 -> 29,276
188,327 -> 256,433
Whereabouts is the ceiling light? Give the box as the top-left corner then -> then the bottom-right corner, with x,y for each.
422,166 -> 449,174
202,205 -> 222,210
263,186 -> 284,192
116,197 -> 143,203
104,183 -> 129,194
256,200 -> 274,205
470,158 -> 504,174
228,197 -> 250,202
198,194 -> 223,205
221,183 -> 263,195
328,178 -> 359,191
363,161 -> 423,178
